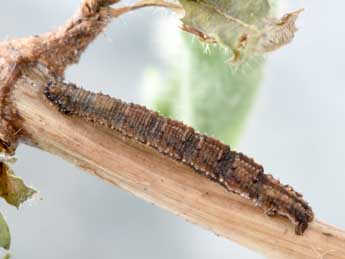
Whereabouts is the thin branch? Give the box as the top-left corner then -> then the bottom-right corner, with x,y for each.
11,63 -> 345,259
108,0 -> 184,17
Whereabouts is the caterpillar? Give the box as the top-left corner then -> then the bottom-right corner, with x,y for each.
44,81 -> 314,235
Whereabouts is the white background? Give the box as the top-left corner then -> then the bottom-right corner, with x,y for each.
0,0 -> 344,258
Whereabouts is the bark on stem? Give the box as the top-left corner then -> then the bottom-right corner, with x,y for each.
11,63 -> 345,259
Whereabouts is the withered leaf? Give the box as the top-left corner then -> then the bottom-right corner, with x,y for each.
0,162 -> 36,208
0,212 -> 10,250
178,0 -> 302,62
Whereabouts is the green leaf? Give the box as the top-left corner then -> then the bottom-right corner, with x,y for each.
143,31 -> 263,146
0,162 -> 37,208
178,0 -> 302,62
0,212 -> 10,250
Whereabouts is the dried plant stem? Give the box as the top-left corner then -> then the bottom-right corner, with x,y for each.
10,64 -> 345,259
108,0 -> 184,17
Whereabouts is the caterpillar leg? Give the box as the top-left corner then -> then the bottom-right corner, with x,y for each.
283,212 -> 309,235
265,207 -> 308,235
295,221 -> 308,235
264,206 -> 279,217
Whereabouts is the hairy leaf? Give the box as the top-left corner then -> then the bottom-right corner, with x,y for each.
0,163 -> 36,208
179,0 -> 302,62
0,212 -> 10,250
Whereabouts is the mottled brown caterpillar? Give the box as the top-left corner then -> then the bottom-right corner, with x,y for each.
44,81 -> 314,235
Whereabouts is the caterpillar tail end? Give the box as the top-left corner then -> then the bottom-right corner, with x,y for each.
228,151 -> 314,235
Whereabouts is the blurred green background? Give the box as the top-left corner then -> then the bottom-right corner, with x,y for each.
143,33 -> 263,146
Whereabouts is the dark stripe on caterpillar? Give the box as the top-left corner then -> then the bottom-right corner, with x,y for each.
44,80 -> 314,235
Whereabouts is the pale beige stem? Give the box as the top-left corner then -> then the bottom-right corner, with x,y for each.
11,64 -> 345,259
108,0 -> 184,17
